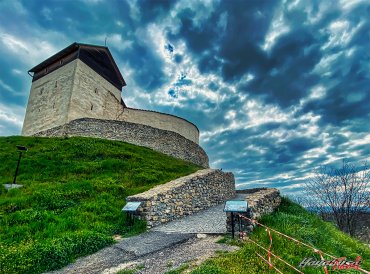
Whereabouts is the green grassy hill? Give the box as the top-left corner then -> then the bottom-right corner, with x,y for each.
0,136 -> 201,274
191,198 -> 370,274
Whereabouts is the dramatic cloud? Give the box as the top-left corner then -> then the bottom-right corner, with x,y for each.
0,0 -> 369,197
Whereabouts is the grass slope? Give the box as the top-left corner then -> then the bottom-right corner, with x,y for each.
0,136 -> 200,274
192,198 -> 370,274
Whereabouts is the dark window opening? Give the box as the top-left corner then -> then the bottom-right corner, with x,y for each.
91,104 -> 94,110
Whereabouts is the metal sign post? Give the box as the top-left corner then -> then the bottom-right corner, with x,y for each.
12,145 -> 28,187
122,202 -> 142,226
224,200 -> 248,239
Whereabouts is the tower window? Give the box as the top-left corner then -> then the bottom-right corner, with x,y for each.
91,104 -> 94,111
95,88 -> 98,94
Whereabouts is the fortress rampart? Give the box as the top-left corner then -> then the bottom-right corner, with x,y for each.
34,118 -> 209,167
121,108 -> 199,144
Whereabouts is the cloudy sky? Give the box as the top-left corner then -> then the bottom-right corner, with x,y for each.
0,0 -> 369,196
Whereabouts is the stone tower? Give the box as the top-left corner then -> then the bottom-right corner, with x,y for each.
22,43 -> 126,136
22,42 -> 208,167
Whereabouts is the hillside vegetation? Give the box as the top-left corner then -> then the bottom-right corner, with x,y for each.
191,198 -> 370,274
0,136 -> 200,274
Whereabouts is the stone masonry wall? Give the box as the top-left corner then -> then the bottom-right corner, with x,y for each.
22,59 -> 124,136
126,169 -> 235,227
226,188 -> 281,234
22,60 -> 77,136
67,59 -> 124,123
120,108 -> 199,144
34,118 -> 209,167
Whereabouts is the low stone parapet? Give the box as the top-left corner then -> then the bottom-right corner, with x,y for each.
126,169 -> 235,228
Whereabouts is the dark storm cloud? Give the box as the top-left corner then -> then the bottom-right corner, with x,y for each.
8,0 -> 169,92
247,29 -> 322,107
1,0 -> 369,197
156,86 -> 247,133
299,2 -> 370,127
137,0 -> 176,23
19,1 -> 126,35
168,0 -> 369,130
0,59 -> 28,106
125,43 -> 167,91
343,117 -> 370,133
168,0 -> 324,110
168,0 -> 276,79
205,121 -> 319,172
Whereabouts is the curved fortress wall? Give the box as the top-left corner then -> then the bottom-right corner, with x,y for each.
34,118 -> 209,168
122,108 -> 199,144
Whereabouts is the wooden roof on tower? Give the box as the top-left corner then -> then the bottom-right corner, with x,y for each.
28,42 -> 126,90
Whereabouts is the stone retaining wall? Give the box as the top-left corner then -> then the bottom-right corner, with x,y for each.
126,169 -> 235,227
227,188 -> 281,234
34,118 -> 209,167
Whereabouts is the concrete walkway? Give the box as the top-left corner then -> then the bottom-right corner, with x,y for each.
152,203 -> 227,234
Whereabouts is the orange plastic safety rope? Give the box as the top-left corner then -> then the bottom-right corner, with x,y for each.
266,228 -> 273,268
315,249 -> 328,274
237,213 -> 370,274
256,252 -> 284,274
246,237 -> 304,273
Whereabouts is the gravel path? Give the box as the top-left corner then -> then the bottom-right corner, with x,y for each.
102,235 -> 239,274
47,232 -> 194,274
